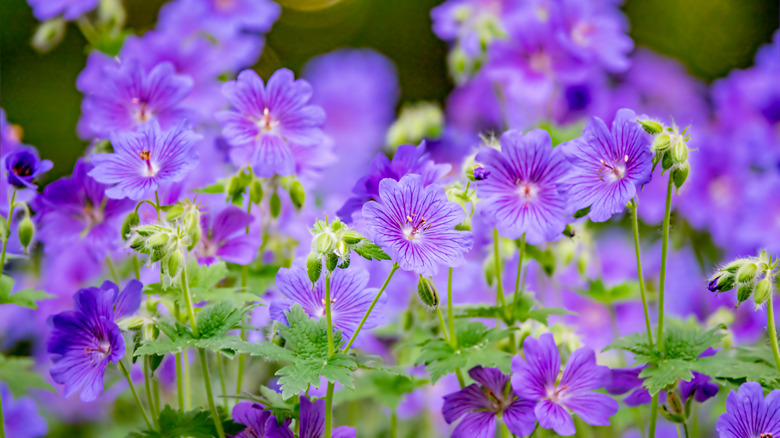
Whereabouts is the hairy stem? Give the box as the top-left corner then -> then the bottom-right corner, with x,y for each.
198,349 -> 226,438
0,190 -> 18,269
119,361 -> 153,430
324,273 -> 334,438
630,201 -> 655,347
657,174 -> 674,355
767,295 -> 780,374
493,229 -> 507,309
343,264 -> 399,353
144,356 -> 160,430
649,393 -> 660,438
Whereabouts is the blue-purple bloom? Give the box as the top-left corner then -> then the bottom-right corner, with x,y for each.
0,383 -> 48,437
89,120 -> 200,200
716,382 -> 780,438
270,263 -> 382,342
605,366 -> 664,407
337,142 -> 451,223
475,129 -> 570,243
216,69 -> 325,177
297,396 -> 356,438
559,108 -> 652,222
196,205 -> 261,265
80,59 -> 196,139
26,0 -> 98,20
362,174 -> 473,276
442,366 -> 536,438
511,333 -> 619,436
232,402 -> 293,438
3,147 -> 53,189
48,280 -> 142,401
679,347 -> 719,403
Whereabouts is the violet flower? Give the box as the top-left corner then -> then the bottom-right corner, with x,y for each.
297,396 -> 356,438
0,383 -> 47,437
89,120 -> 200,200
511,333 -> 619,436
196,205 -> 261,265
216,69 -> 325,178
47,280 -> 142,401
442,366 -> 536,438
559,108 -> 652,222
232,402 -> 292,438
605,366 -> 665,407
474,128 -> 570,243
362,174 -> 473,276
26,0 -> 98,21
3,147 -> 53,189
716,382 -> 780,438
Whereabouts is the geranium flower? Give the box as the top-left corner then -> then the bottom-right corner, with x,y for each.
3,147 -> 52,189
716,382 -> 780,438
196,205 -> 261,265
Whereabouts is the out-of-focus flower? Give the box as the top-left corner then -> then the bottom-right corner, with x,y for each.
1,109 -> 23,154
47,280 -> 142,401
362,174 -> 473,276
3,147 -> 52,189
80,60 -> 196,139
475,129 -> 570,243
270,263 -> 382,342
559,108 -> 652,222
232,402 -> 293,438
89,120 -> 200,200
216,69 -> 325,178
604,366 -> 665,407
442,366 -> 536,437
511,333 -> 618,436
297,396 -> 356,438
715,381 -> 780,438
195,205 -> 261,265
26,0 -> 98,21
0,383 -> 47,437
158,0 -> 280,37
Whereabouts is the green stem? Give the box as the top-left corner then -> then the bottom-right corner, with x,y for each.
343,264 -> 399,353
119,361 -> 153,430
0,382 -> 4,438
184,352 -> 192,410
198,349 -> 226,438
75,16 -> 100,46
649,393 -> 659,438
181,264 -> 198,337
436,308 -> 449,344
657,174 -> 674,355
217,353 -> 228,412
144,356 -> 160,430
682,422 -> 690,438
132,256 -> 141,281
324,272 -> 334,438
236,265 -> 249,398
154,190 -> 161,222
767,295 -> 780,374
176,352 -> 184,410
390,410 -> 398,438
512,233 -> 526,305
630,201 -> 654,347
106,255 -> 120,284
493,229 -> 507,309
324,382 -> 335,438
447,268 -> 457,346
1,190 -> 18,269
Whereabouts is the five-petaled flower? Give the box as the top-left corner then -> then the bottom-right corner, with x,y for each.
716,382 -> 780,438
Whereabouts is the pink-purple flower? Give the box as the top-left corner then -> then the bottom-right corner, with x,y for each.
716,382 -> 780,438
362,174 -> 473,277
232,402 -> 292,438
195,205 -> 261,265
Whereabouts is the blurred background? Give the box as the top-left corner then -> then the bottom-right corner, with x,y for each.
1,0 -> 778,182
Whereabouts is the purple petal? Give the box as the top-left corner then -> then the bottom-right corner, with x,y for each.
535,400 -> 575,436
561,392 -> 619,427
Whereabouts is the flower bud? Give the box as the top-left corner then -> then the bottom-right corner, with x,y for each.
18,216 -> 34,253
270,191 -> 281,218
403,309 -> 414,331
32,17 -> 65,53
737,263 -> 758,283
167,250 -> 184,277
289,181 -> 305,210
737,282 -> 753,304
417,276 -> 439,310
121,211 -> 140,239
467,164 -> 490,181
186,214 -> 201,250
227,174 -> 245,202
673,162 -> 689,192
652,134 -> 672,152
250,180 -> 264,205
484,259 -> 495,286
671,139 -> 688,165
306,252 -> 322,284
638,119 -> 663,135
166,204 -> 185,222
129,234 -> 146,251
314,233 -> 334,254
146,232 -> 170,250
342,231 -> 362,245
708,273 -> 735,293
754,279 -> 772,305
723,259 -> 747,273
661,152 -> 674,171
325,252 -> 338,272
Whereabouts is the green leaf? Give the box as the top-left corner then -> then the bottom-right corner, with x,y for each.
525,245 -> 555,276
577,279 -> 638,304
0,356 -> 54,397
0,275 -> 54,309
455,294 -> 569,325
192,182 -> 226,195
638,359 -> 694,394
605,321 -> 725,364
128,405 -> 240,438
353,241 -> 390,261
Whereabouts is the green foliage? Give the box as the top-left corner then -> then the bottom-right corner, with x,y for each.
128,405 -> 241,438
455,294 -> 569,325
352,241 -> 390,261
0,274 -> 54,309
230,305 -> 357,399
336,370 -> 428,410
145,261 -> 262,306
577,279 -> 639,304
525,245 -> 555,276
0,356 -> 54,397
416,320 -> 511,382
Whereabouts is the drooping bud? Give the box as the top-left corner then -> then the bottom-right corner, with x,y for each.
723,259 -> 748,273
146,232 -> 170,250
314,233 -> 335,254
485,258 -> 495,286
467,164 -> 490,182
250,180 -> 264,205
737,263 -> 759,283
18,216 -> 34,253
32,18 -> 66,53
165,204 -> 185,222
417,276 -> 439,310
306,252 -> 322,284
652,134 -> 672,152
270,191 -> 281,218
121,211 -> 140,239
289,181 -> 305,210
661,152 -> 674,172
342,231 -> 362,245
673,162 -> 689,192
736,282 -> 754,304
227,174 -> 245,203
167,250 -> 184,277
708,273 -> 735,293
185,213 -> 201,250
638,119 -> 663,135
754,279 -> 772,305
325,252 -> 338,272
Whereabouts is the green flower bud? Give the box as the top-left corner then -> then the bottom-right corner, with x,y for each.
325,252 -> 338,272
121,211 -> 140,239
652,134 -> 672,152
165,204 -> 185,222
672,139 -> 688,164
146,232 -> 170,250
485,259 -> 495,286
167,251 -> 184,277
673,162 -> 689,192
330,220 -> 343,232
403,309 -> 414,331
737,263 -> 759,282
661,152 -> 674,171
417,276 -> 439,310
129,234 -> 146,251
342,231 -> 362,245
32,17 -> 65,53
227,174 -> 244,202
638,119 -> 663,135
755,279 -> 772,305
314,233 -> 334,254
270,191 -> 281,218
18,216 -> 34,253
306,252 -> 322,284
250,180 -> 264,205
737,282 -> 753,304
289,180 -> 305,210
723,259 -> 748,273
466,164 -> 490,182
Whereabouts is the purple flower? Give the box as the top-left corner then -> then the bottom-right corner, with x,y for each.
680,347 -> 719,404
34,158 -> 134,257
337,142 -> 451,223
216,69 -> 325,178
1,109 -> 22,154
80,59 -> 196,139
511,333 -> 619,436
47,280 -> 142,401
604,366 -> 664,407
158,0 -> 280,37
270,263 -> 382,342
26,0 -> 98,21
3,147 -> 52,189
297,396 -> 356,438
362,174 -> 473,276
559,108 -> 652,222
716,382 -> 780,438
474,129 -> 570,243
89,120 -> 200,200
0,383 -> 47,437
442,366 -> 536,438
196,205 -> 261,265
232,402 -> 292,438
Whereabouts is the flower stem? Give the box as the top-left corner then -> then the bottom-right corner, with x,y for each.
175,352 -> 184,410
154,190 -> 161,222
181,264 -> 198,337
217,353 -> 228,412
493,229 -> 507,309
144,357 -> 160,430
0,383 -> 4,438
447,268 -> 457,346
390,410 -> 398,438
324,273 -> 334,438
649,393 -> 660,438
184,352 -> 192,410
106,255 -> 120,284
1,190 -> 18,269
324,381 -> 335,438
198,349 -> 226,438
513,233 -> 526,305
436,308 -> 449,344
343,263 -> 399,353
766,295 -> 780,374
119,361 -> 153,430
657,174 -> 674,355
630,201 -> 654,347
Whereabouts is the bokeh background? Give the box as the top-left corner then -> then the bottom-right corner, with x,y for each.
1,0 -> 778,182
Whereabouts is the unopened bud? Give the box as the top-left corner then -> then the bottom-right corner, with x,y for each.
167,251 -> 183,276
270,191 -> 281,218
227,175 -> 244,202
638,119 -> 664,135
737,263 -> 758,283
250,180 -> 263,205
754,279 -> 772,305
673,163 -> 689,192
737,282 -> 753,304
18,216 -> 34,253
671,140 -> 688,164
652,134 -> 672,152
314,233 -> 334,254
325,252 -> 338,272
121,211 -> 140,239
0,217 -> 9,241
417,276 -> 439,310
166,204 -> 184,222
723,259 -> 747,273
708,273 -> 735,293
186,214 -> 201,250
661,152 -> 674,171
342,231 -> 362,245
467,164 -> 490,182
289,181 -> 305,210
146,232 -> 170,250
306,253 -> 322,284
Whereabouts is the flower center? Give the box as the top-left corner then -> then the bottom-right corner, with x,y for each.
214,0 -> 235,10
545,384 -> 568,403
84,340 -> 112,361
140,149 -> 158,176
572,21 -> 595,47
529,51 -> 552,75
403,214 -> 431,241
761,433 -> 773,438
598,156 -> 628,182
131,98 -> 153,123
12,164 -> 32,177
257,108 -> 279,133
515,179 -> 539,207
